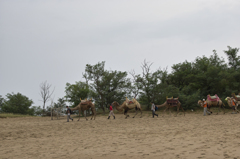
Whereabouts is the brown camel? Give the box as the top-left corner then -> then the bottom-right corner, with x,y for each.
225,97 -> 238,113
197,98 -> 225,115
156,99 -> 185,117
70,99 -> 96,121
112,98 -> 142,119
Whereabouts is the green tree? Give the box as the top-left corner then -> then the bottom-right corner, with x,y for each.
224,46 -> 240,70
54,97 -> 67,114
224,46 -> 240,92
0,95 -> 5,112
65,81 -> 90,107
133,60 -> 168,109
54,97 -> 66,108
83,61 -> 131,113
31,106 -> 43,116
1,93 -> 33,115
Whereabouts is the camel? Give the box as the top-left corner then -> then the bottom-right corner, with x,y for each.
112,97 -> 142,119
198,96 -> 225,115
225,97 -> 239,113
156,98 -> 185,117
232,93 -> 240,105
70,99 -> 96,121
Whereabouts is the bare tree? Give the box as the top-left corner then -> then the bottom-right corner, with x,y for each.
129,69 -> 142,98
39,81 -> 54,116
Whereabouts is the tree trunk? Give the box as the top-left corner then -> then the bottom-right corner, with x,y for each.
42,103 -> 45,117
51,108 -> 53,120
100,95 -> 105,114
57,108 -> 59,120
100,103 -> 105,114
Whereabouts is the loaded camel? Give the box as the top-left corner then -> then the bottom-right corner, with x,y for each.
225,97 -> 238,114
70,98 -> 96,121
197,94 -> 225,115
112,97 -> 142,119
156,97 -> 185,117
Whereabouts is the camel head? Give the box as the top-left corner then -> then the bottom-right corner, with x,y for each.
198,100 -> 203,107
225,97 -> 230,101
112,101 -> 123,112
112,101 -> 119,106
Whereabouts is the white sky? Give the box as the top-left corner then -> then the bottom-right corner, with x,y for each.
0,0 -> 240,107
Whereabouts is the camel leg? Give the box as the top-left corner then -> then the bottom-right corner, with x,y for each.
132,109 -> 138,118
83,110 -> 88,120
235,106 -> 239,113
90,109 -> 94,120
208,106 -> 212,114
162,107 -> 168,117
169,108 -> 172,116
125,112 -> 129,119
92,110 -> 96,120
222,105 -> 226,114
78,109 -> 81,121
90,112 -> 93,120
124,109 -> 129,119
175,107 -> 180,117
216,102 -> 220,115
181,106 -> 185,116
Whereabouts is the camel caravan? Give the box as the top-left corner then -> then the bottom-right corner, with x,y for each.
68,93 -> 239,121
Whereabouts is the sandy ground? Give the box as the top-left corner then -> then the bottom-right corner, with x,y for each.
1,110 -> 240,159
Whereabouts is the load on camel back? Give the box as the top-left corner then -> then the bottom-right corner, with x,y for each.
166,97 -> 179,106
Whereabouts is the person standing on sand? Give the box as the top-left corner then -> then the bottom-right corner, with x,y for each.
66,106 -> 73,122
107,103 -> 115,119
231,97 -> 237,114
151,102 -> 158,118
203,99 -> 211,116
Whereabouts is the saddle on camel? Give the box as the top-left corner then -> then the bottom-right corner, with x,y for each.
207,94 -> 220,102
127,100 -> 134,105
166,97 -> 179,106
80,98 -> 93,105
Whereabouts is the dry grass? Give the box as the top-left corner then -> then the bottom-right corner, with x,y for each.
0,113 -> 34,118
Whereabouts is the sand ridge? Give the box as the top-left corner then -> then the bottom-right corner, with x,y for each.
0,112 -> 240,159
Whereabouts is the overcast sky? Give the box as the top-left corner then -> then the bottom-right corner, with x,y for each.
1,0 -> 240,107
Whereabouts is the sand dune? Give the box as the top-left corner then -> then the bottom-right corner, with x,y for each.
1,111 -> 240,159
